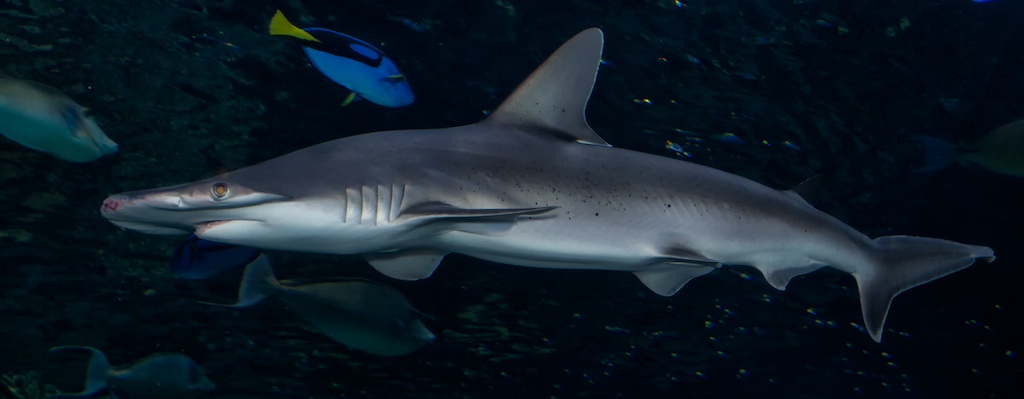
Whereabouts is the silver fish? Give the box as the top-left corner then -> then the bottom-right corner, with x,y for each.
204,255 -> 435,356
49,346 -> 214,399
0,78 -> 117,162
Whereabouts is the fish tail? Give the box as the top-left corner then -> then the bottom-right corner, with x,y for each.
199,254 -> 281,308
855,236 -> 994,342
910,135 -> 960,173
49,346 -> 110,397
269,10 -> 321,43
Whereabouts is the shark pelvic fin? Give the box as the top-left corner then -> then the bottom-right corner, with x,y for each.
484,28 -> 610,147
634,263 -> 718,296
761,263 -> 826,290
365,249 -> 450,280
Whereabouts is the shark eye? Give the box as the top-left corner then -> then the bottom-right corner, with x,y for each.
211,182 -> 230,199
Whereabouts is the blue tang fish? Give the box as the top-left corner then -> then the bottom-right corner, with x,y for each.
49,346 -> 214,399
170,234 -> 262,280
269,10 -> 414,108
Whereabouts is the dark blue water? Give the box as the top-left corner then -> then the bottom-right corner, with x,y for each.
1,1 -> 1020,398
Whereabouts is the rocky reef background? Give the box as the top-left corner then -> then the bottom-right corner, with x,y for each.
1,0 -> 1021,398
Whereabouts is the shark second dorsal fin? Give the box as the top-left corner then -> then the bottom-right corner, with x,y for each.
485,28 -> 610,147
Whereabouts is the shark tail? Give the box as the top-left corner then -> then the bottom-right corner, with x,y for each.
856,235 -> 994,342
199,254 -> 282,308
49,346 -> 110,398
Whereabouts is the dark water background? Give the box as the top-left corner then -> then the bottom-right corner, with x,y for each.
1,0 -> 1021,398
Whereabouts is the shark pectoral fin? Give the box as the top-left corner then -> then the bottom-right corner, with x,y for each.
634,263 -> 718,296
401,204 -> 557,236
364,249 -> 450,280
401,203 -> 558,220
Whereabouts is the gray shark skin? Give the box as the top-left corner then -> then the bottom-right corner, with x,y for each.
101,28 -> 994,342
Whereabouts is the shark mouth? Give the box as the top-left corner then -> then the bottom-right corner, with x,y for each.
194,220 -> 232,235
107,219 -> 193,235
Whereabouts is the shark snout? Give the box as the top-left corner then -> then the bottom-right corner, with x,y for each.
100,192 -> 198,235
100,195 -> 124,214
101,192 -> 185,216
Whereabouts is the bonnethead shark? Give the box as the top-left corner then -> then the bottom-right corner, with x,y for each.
101,28 -> 994,342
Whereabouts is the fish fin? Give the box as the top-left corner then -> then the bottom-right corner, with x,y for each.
786,174 -> 824,205
484,28 -> 610,147
269,10 -> 321,43
199,254 -> 281,307
342,92 -> 359,107
170,234 -> 262,280
49,346 -> 110,397
364,249 -> 449,280
855,236 -> 994,342
659,247 -> 721,265
634,263 -> 718,296
400,202 -> 557,220
381,74 -> 405,83
909,135 -> 960,173
759,262 -> 827,290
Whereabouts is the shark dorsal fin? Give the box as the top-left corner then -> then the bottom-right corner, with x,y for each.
485,28 -> 610,147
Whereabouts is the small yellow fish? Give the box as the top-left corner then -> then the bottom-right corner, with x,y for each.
0,78 -> 118,162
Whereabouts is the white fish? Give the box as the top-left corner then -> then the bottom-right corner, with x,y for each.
0,78 -> 117,162
50,346 -> 214,399
204,254 -> 435,356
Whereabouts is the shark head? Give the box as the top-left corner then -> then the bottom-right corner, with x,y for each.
100,155 -> 370,252
101,177 -> 292,236
100,147 -> 428,253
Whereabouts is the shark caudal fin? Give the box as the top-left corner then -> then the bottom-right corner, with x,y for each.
856,235 -> 994,342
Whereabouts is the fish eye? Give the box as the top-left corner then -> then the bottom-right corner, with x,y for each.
211,182 -> 230,199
